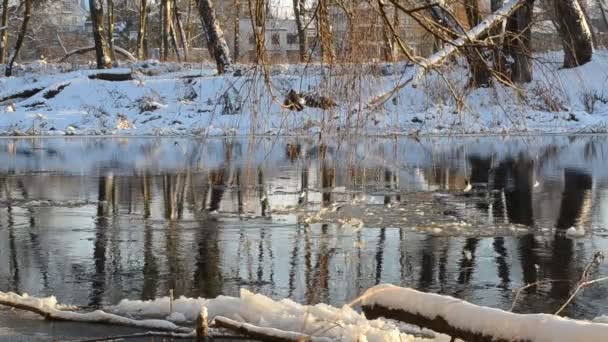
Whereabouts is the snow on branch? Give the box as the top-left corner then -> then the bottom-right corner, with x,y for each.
412,0 -> 525,86
0,291 -> 192,333
358,284 -> 608,342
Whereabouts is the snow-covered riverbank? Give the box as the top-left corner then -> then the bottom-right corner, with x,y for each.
1,50 -> 607,136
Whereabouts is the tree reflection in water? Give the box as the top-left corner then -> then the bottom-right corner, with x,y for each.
0,136 -> 607,320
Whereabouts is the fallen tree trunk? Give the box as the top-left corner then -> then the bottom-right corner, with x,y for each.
58,46 -> 137,63
358,284 -> 608,342
88,72 -> 133,81
0,87 -> 45,103
0,291 -> 191,333
212,316 -> 315,342
412,0 -> 525,86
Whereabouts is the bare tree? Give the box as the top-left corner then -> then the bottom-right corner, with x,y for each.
107,0 -> 117,62
598,0 -> 608,31
168,12 -> 181,61
137,0 -> 148,59
554,0 -> 593,68
174,1 -> 189,61
464,0 -> 492,87
380,2 -> 396,62
162,0 -> 171,60
197,0 -> 233,74
234,0 -> 240,62
318,0 -> 334,63
504,0 -> 535,82
0,0 -> 8,64
5,0 -> 32,77
249,0 -> 266,63
89,0 -> 112,69
292,0 -> 307,62
490,0 -> 506,74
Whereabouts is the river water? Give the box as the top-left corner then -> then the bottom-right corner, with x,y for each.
1,136 -> 608,340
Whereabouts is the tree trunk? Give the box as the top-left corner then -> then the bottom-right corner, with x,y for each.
318,0 -> 334,63
186,0 -> 194,49
197,0 -> 232,74
89,0 -> 112,69
137,0 -> 148,60
234,0 -> 240,62
0,0 -> 9,64
598,0 -> 608,32
504,0 -> 535,82
554,0 -> 593,68
5,0 -> 32,77
174,2 -> 189,61
169,14 -> 182,61
162,0 -> 172,61
463,0 -> 492,87
250,0 -> 266,63
106,0 -> 116,62
490,0 -> 507,74
409,0 -> 527,85
293,0 -> 307,62
380,2 -> 395,62
577,0 -> 598,47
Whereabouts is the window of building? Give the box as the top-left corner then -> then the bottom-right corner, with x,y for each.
287,33 -> 298,45
271,33 -> 280,45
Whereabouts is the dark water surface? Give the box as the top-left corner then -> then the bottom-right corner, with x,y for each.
1,136 -> 608,339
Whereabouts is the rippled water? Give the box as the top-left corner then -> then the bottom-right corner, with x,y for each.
1,136 -> 608,339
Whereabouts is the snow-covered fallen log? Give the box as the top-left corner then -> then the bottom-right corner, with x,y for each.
0,291 -> 191,333
359,284 -> 608,342
412,0 -> 525,86
213,316 -> 323,342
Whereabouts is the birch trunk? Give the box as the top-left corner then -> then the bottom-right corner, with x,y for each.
137,0 -> 148,59
89,0 -> 112,69
0,0 -> 9,64
197,0 -> 233,74
5,0 -> 32,77
293,0 -> 307,62
554,0 -> 593,68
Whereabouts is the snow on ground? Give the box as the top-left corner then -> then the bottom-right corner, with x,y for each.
0,51 -> 607,136
360,284 -> 608,342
